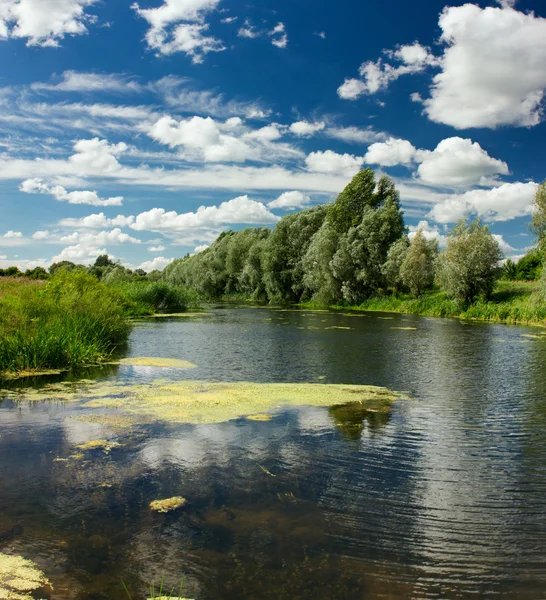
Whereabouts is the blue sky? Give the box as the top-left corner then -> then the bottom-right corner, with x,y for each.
0,0 -> 545,271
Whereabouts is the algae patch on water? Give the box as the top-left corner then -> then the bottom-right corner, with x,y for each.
0,553 -> 51,600
82,380 -> 397,425
76,439 -> 122,453
115,357 -> 197,369
150,496 -> 187,513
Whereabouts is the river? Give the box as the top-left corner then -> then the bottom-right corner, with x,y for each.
1,307 -> 546,599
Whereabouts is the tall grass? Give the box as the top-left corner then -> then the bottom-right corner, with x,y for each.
111,281 -> 202,316
0,271 -> 131,375
316,281 -> 546,326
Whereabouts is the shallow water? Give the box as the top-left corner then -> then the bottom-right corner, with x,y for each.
1,307 -> 546,599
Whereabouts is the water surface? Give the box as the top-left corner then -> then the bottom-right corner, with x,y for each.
1,307 -> 546,599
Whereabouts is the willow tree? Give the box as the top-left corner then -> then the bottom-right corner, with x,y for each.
436,219 -> 502,303
531,181 -> 546,257
400,230 -> 438,296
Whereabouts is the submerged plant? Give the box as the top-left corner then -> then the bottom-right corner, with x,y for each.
149,497 -> 187,513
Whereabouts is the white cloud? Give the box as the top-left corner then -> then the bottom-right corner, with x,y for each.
493,234 -> 516,255
20,178 -> 123,206
70,138 -> 127,173
338,43 -> 437,100
31,71 -> 142,94
289,121 -> 325,137
237,19 -> 259,39
148,245 -> 166,252
428,182 -> 539,224
270,22 -> 287,48
131,195 -> 279,233
0,0 -> 98,47
59,213 -> 135,229
60,228 -> 141,245
408,220 -> 447,246
337,78 -> 367,100
51,243 -> 107,264
138,256 -> 173,271
32,230 -> 49,240
220,16 -> 237,24
2,230 -> 23,238
422,4 -> 546,128
132,0 -> 225,62
365,136 -> 509,188
365,137 -> 417,167
192,244 -> 209,254
267,191 -> 310,210
305,150 -> 363,177
244,123 -> 284,142
314,31 -> 326,39
416,138 -> 509,187
325,125 -> 386,144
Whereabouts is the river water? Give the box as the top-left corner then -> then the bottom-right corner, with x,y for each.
1,307 -> 546,599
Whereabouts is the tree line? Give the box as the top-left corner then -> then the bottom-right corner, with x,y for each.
164,168 -> 544,305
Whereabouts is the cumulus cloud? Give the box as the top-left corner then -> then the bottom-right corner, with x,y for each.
422,4 -> 546,128
0,0 -> 98,47
148,245 -> 166,252
32,230 -> 50,240
148,115 -> 300,163
58,213 -> 135,229
338,42 -> 437,100
305,150 -> 364,177
192,244 -> 209,254
365,137 -> 417,167
51,243 -> 107,264
31,71 -> 142,94
70,138 -> 127,173
408,220 -> 447,246
492,234 -> 516,255
267,191 -> 310,210
20,178 -> 123,206
289,121 -> 325,137
428,182 -> 539,223
325,125 -> 386,144
131,195 -> 279,233
132,0 -> 225,62
60,228 -> 141,245
138,256 -> 174,271
365,136 -> 509,188
237,19 -> 259,39
2,230 -> 23,238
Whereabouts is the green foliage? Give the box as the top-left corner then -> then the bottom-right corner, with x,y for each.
400,230 -> 438,296
113,281 -> 201,315
0,271 -> 131,374
262,206 -> 328,303
436,219 -> 503,303
94,254 -> 115,268
302,221 -> 341,305
502,248 -> 542,281
0,266 -> 22,277
328,168 -> 378,232
531,180 -> 546,257
382,237 -> 409,293
49,260 -> 81,275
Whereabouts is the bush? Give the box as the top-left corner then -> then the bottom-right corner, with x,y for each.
112,281 -> 202,315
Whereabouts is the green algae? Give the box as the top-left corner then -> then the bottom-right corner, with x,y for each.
325,326 -> 353,330
82,380 -> 397,425
246,414 -> 273,421
146,312 -> 210,318
76,439 -> 122,453
115,357 -> 197,369
150,497 -> 187,513
391,327 -> 417,331
0,553 -> 51,600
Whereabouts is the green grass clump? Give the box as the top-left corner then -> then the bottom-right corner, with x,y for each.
312,281 -> 546,326
112,281 -> 202,316
0,271 -> 131,376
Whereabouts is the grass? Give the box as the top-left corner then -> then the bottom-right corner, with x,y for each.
0,271 -> 131,376
308,281 -> 546,326
111,281 -> 202,316
122,576 -> 191,600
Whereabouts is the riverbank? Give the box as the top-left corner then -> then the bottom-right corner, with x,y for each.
0,274 -> 201,377
312,281 -> 546,327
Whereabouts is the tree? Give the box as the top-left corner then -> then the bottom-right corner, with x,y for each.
328,168 -> 377,233
49,261 -> 78,275
382,237 -> 409,294
531,180 -> 546,257
302,221 -> 341,305
94,254 -> 114,268
400,230 -> 438,296
436,219 -> 503,303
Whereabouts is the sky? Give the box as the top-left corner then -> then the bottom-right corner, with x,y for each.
0,0 -> 545,272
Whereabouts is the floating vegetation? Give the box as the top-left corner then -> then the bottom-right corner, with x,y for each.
76,439 -> 122,453
115,357 -> 197,369
391,327 -> 417,331
0,553 -> 51,600
246,414 -> 273,421
147,312 -> 209,318
259,465 -> 277,477
325,326 -> 353,330
149,497 -> 187,513
0,368 -> 64,380
377,316 -> 395,320
82,380 -> 397,425
521,333 -> 545,340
